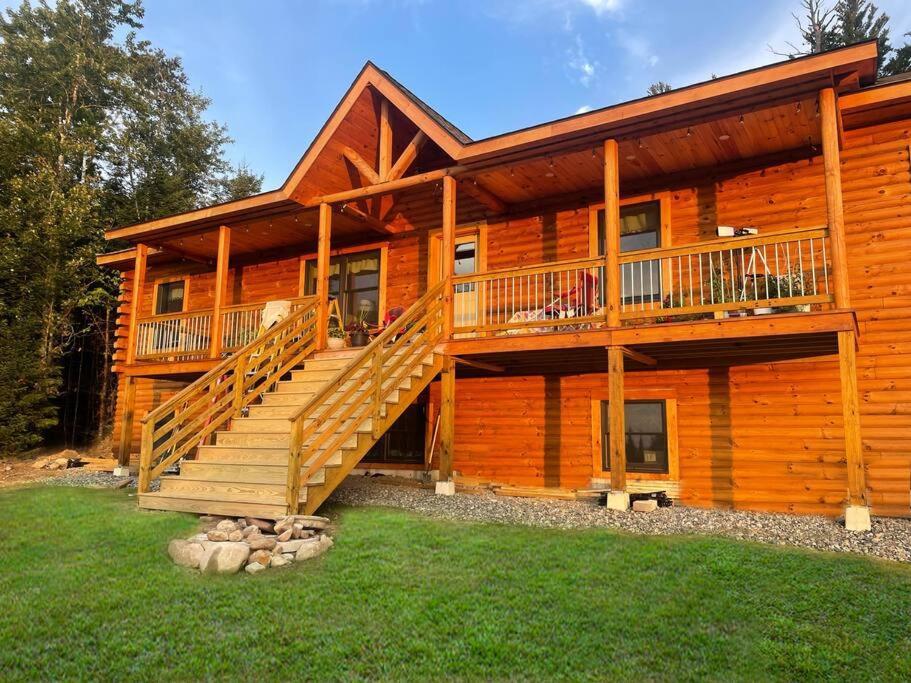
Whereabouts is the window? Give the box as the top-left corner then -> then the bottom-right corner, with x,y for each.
305,249 -> 382,327
155,280 -> 185,314
453,239 -> 477,294
362,399 -> 426,465
601,400 -> 669,474
597,200 -> 663,305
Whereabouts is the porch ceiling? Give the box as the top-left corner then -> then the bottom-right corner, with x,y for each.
140,205 -> 378,263
468,96 -> 823,206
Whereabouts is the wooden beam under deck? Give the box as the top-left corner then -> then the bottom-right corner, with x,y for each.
440,310 -> 856,357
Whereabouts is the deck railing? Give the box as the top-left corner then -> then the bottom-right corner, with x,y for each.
618,226 -> 832,320
446,226 -> 833,336
451,257 -> 606,335
134,297 -> 314,360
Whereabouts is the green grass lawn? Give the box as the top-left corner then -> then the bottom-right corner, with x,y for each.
1,487 -> 910,682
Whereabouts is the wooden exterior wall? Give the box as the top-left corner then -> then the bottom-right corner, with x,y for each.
111,115 -> 911,516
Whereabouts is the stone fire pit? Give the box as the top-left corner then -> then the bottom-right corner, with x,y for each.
168,514 -> 334,575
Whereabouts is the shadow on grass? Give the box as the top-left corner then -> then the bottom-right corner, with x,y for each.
1,486 -> 909,681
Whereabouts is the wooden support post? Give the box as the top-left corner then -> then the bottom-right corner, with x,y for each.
820,88 -> 851,310
379,99 -> 393,181
125,243 -> 148,365
838,330 -> 866,505
137,420 -> 153,493
285,418 -> 304,514
603,139 -> 621,327
316,203 -> 332,350
441,176 -> 457,340
606,345 -> 628,509
209,225 -> 231,359
116,375 -> 136,467
438,355 -> 455,487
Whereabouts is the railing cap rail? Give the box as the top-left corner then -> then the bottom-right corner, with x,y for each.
619,225 -> 828,263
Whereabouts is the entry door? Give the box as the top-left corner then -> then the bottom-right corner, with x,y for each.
430,232 -> 483,335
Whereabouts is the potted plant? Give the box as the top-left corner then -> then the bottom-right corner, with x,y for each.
347,309 -> 371,347
327,323 -> 347,350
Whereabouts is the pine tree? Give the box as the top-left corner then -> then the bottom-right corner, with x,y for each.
0,0 -> 260,452
776,0 -> 911,77
646,81 -> 672,96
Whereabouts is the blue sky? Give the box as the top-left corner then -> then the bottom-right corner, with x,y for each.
29,0 -> 911,187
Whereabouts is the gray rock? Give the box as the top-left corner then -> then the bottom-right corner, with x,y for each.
186,533 -> 209,544
247,535 -> 277,551
270,554 -> 291,568
276,528 -> 293,542
242,525 -> 258,538
292,515 -> 330,530
244,517 -> 275,534
295,536 -> 328,561
206,530 -> 228,542
168,539 -> 205,569
227,530 -> 244,542
281,553 -> 294,561
200,542 -> 250,575
273,516 -> 295,534
249,549 -> 272,567
276,538 -> 311,554
244,562 -> 266,575
215,519 -> 238,533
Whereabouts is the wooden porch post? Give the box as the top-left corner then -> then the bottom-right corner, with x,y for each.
838,330 -> 870,529
606,345 -> 629,509
436,354 -> 456,494
603,139 -> 621,327
441,175 -> 457,340
209,225 -> 231,358
819,88 -> 851,309
316,203 -> 332,350
125,243 -> 148,365
116,375 -> 136,469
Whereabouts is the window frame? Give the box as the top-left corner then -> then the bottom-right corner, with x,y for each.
151,277 -> 189,316
587,192 -> 672,258
590,388 -> 679,482
298,242 -> 388,325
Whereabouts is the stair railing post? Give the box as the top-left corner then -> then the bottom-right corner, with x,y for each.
232,352 -> 247,417
372,346 -> 384,439
138,420 -> 153,493
286,417 -> 304,515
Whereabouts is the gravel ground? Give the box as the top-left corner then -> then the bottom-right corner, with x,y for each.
329,476 -> 911,564
43,469 -> 134,489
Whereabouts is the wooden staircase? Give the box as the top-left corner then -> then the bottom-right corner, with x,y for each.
137,282 -> 446,519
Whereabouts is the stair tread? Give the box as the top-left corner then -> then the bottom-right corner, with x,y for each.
141,489 -> 286,504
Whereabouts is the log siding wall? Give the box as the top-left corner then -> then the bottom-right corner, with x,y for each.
111,115 -> 911,517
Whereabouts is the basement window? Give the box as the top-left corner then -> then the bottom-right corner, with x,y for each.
600,400 -> 669,474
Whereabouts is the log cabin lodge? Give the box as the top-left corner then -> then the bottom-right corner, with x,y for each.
99,41 -> 911,529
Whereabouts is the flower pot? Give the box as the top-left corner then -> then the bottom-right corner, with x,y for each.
327,336 -> 346,350
350,330 -> 369,347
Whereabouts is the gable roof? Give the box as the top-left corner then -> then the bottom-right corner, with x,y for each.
107,40 -> 881,242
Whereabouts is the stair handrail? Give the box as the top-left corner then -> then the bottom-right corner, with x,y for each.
137,296 -> 319,492
284,280 -> 447,511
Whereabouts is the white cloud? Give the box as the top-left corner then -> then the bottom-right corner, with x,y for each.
567,35 -> 598,86
575,104 -> 594,114
578,0 -> 622,14
614,32 -> 659,68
